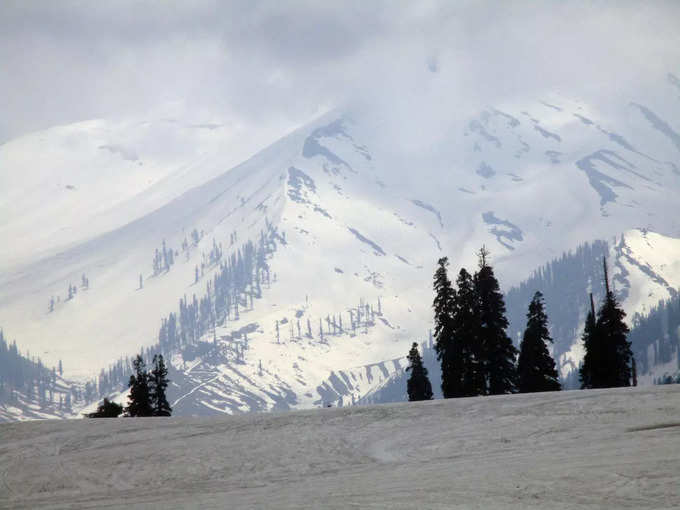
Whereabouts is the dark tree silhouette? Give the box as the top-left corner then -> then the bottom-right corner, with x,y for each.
87,398 -> 123,418
150,354 -> 172,416
475,248 -> 517,394
595,259 -> 632,387
433,257 -> 457,398
517,292 -> 561,393
406,342 -> 433,401
126,355 -> 153,417
452,268 -> 485,396
580,259 -> 632,389
579,294 -> 599,389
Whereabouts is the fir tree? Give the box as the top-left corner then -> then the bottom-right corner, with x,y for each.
579,294 -> 599,389
150,354 -> 172,416
126,355 -> 153,417
595,259 -> 632,387
433,257 -> 457,398
406,342 -> 433,401
580,259 -> 633,388
517,292 -> 561,393
452,268 -> 485,397
475,247 -> 517,394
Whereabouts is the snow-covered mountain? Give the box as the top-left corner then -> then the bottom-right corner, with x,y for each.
1,74 -> 680,420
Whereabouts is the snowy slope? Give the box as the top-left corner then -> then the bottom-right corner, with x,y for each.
1,76 -> 680,419
0,114 -> 296,271
0,374 -> 75,423
2,385 -> 680,509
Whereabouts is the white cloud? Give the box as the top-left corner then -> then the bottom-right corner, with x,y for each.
0,0 -> 678,142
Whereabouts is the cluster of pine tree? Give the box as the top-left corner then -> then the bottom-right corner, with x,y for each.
579,260 -> 635,388
92,224 -> 280,400
429,248 -> 554,397
158,229 -> 273,354
50,274 -> 91,312
125,354 -> 172,417
408,250 -> 635,402
0,329 -> 71,410
152,239 -> 176,275
505,240 -> 609,357
275,298 -> 383,344
195,238 -> 225,283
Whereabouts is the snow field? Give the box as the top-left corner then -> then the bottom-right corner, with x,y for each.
1,384 -> 679,509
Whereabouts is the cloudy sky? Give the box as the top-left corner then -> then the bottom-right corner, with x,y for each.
1,0 -> 679,142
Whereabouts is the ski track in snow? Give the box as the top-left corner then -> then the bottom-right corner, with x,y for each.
171,373 -> 222,408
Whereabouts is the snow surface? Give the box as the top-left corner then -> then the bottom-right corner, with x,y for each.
1,385 -> 680,509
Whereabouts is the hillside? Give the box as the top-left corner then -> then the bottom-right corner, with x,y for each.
1,385 -> 680,509
1,75 -> 680,419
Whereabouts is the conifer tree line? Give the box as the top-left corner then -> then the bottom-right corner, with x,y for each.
152,239 -> 176,276
429,247 -> 541,398
48,273 -> 91,312
504,240 -> 609,363
123,354 -> 172,417
0,329 -> 71,410
91,224 -> 280,400
274,297 -> 383,344
627,291 -> 680,377
88,353 -> 171,418
157,226 -> 275,353
415,248 -> 635,403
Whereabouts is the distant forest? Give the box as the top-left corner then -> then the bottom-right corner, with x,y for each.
0,329 -> 72,412
629,294 -> 680,379
505,240 -> 609,369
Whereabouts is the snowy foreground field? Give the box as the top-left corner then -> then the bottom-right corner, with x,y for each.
2,386 -> 680,509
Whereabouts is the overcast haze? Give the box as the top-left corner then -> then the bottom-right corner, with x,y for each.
1,1 -> 679,143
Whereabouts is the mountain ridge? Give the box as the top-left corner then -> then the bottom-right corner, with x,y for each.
1,79 -> 680,419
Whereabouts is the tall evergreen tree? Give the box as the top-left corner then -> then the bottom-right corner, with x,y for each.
517,292 -> 561,393
150,354 -> 172,416
126,355 -> 153,417
579,294 -> 599,389
452,268 -> 485,396
580,259 -> 633,388
433,257 -> 457,398
406,343 -> 433,401
596,259 -> 632,387
475,247 -> 517,395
